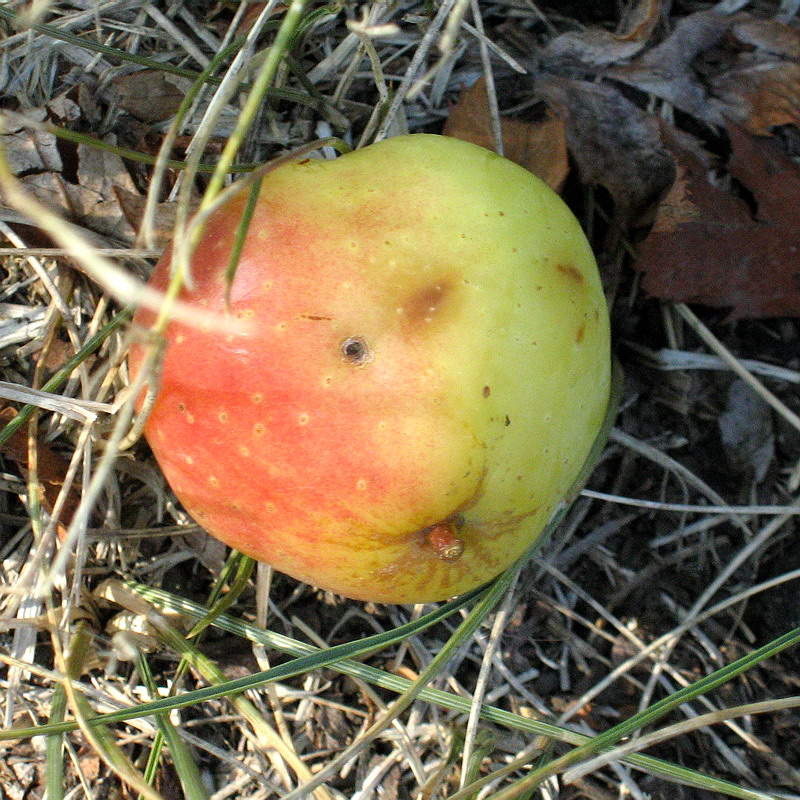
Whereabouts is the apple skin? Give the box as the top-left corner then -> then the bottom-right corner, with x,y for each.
130,134 -> 611,604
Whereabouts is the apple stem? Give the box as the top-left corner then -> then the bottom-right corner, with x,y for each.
426,523 -> 465,561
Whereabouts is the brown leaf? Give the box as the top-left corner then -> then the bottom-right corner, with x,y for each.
647,125 -> 711,233
110,70 -> 187,123
113,187 -> 185,252
542,0 -> 664,68
539,77 -> 675,224
636,123 -> 800,318
709,16 -> 800,135
0,406 -> 81,537
443,78 -> 569,191
615,0 -> 662,43
606,11 -> 732,124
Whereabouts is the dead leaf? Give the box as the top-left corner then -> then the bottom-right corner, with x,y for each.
606,11 -> 731,124
648,124 -> 711,233
1,110 -> 62,174
539,76 -> 675,224
542,0 -> 664,69
0,406 -> 81,537
110,70 -> 188,123
729,14 -> 800,59
443,77 -> 569,190
709,16 -> 800,135
616,0 -> 662,43
719,379 -> 775,482
113,186 -> 187,252
636,123 -> 800,318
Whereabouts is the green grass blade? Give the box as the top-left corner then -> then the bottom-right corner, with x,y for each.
186,553 -> 255,640
279,544 -> 530,800
453,624 -> 800,800
137,653 -> 210,800
131,582 -> 797,800
0,584 -> 486,739
45,684 -> 68,800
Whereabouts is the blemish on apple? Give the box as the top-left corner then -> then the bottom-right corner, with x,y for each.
556,263 -> 585,285
426,522 -> 465,561
402,279 -> 454,324
341,336 -> 372,365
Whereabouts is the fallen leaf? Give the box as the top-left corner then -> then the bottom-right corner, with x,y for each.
539,76 -> 675,224
636,123 -> 800,318
647,124 -> 711,233
0,109 -> 62,174
113,186 -> 195,251
606,11 -> 731,125
110,70 -> 188,123
542,0 -> 663,69
0,406 -> 81,537
709,16 -> 800,135
615,0 -> 663,43
443,77 -> 569,190
719,379 -> 775,483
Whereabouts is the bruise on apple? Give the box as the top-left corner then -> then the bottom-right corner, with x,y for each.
399,275 -> 458,328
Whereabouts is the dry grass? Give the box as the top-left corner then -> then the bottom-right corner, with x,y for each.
1,2 -> 800,799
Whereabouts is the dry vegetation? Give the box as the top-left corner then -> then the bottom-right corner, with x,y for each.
1,1 -> 800,799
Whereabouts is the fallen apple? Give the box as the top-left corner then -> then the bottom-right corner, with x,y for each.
130,134 -> 611,604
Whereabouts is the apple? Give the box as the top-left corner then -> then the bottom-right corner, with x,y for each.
130,134 -> 611,604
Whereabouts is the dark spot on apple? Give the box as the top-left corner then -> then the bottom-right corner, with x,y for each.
483,385 -> 491,398
576,323 -> 585,343
505,415 -> 511,426
425,521 -> 464,561
341,336 -> 372,365
556,264 -> 585,285
300,314 -> 332,321
403,278 -> 455,325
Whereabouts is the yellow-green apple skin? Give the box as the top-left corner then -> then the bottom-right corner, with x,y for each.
130,134 -> 611,604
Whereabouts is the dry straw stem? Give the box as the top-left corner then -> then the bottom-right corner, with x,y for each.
0,148 -> 247,336
675,302 -> 800,490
